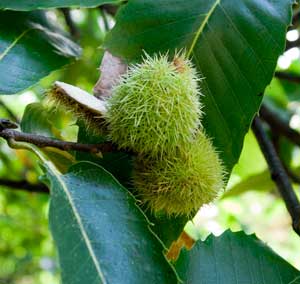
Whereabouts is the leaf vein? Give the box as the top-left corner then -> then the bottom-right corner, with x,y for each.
217,3 -> 268,79
187,0 -> 220,56
203,24 -> 248,121
205,22 -> 257,107
57,174 -> 107,283
192,52 -> 233,147
0,29 -> 31,61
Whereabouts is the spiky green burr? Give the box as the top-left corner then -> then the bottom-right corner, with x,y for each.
133,131 -> 225,216
106,53 -> 202,158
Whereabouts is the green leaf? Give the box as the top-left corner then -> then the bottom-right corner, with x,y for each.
223,170 -> 274,198
21,103 -> 60,138
76,122 -> 187,246
175,230 -> 300,284
46,161 -> 178,284
0,11 -> 81,95
225,149 -> 300,199
104,0 -> 292,174
0,0 -> 119,11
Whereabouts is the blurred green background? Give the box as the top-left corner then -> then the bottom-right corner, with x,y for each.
0,7 -> 300,284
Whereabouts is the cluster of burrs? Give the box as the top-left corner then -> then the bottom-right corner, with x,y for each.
47,53 -> 225,217
106,54 -> 225,217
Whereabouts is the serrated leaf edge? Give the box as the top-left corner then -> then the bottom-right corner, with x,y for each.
26,144 -> 180,283
19,144 -> 107,283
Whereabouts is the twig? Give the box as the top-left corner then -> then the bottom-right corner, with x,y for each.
0,128 -> 116,154
286,37 -> 300,51
99,8 -> 110,32
259,104 -> 300,146
288,11 -> 300,31
286,8 -> 300,50
252,115 -> 300,236
275,71 -> 300,83
60,8 -> 80,39
292,11 -> 300,27
100,4 -> 119,16
270,129 -> 300,184
0,179 -> 49,193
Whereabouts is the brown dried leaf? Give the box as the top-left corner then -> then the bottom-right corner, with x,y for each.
93,51 -> 127,98
166,231 -> 195,261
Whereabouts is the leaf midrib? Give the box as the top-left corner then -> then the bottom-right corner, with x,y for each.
187,0 -> 220,57
0,29 -> 31,61
56,172 -> 107,284
30,146 -> 107,283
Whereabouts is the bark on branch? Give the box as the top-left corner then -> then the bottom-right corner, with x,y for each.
261,105 -> 300,183
0,179 -> 49,194
275,71 -> 300,83
60,8 -> 80,39
252,115 -> 300,236
0,128 -> 116,154
259,104 -> 300,146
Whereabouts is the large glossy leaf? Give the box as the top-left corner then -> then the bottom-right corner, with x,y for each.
0,0 -> 119,10
76,122 -> 188,246
104,0 -> 292,173
175,230 -> 300,284
45,161 -> 177,284
0,11 -> 81,95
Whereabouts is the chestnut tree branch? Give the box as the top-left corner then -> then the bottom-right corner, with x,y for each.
285,7 -> 300,50
260,104 -> 300,183
100,4 -> 119,16
0,178 -> 49,194
292,11 -> 300,27
0,118 -> 118,195
60,8 -> 80,39
269,120 -> 300,184
99,8 -> 110,31
275,71 -> 300,83
288,7 -> 300,31
252,115 -> 300,236
259,104 -> 300,146
0,128 -> 116,154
